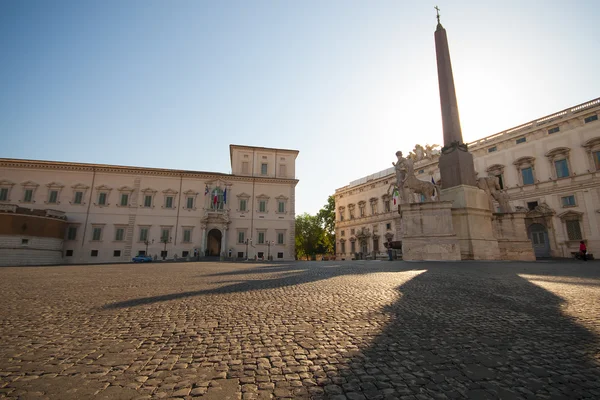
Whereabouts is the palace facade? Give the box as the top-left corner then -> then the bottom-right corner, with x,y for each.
0,145 -> 299,266
335,97 -> 600,259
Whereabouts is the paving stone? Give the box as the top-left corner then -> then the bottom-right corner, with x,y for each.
1,261 -> 599,400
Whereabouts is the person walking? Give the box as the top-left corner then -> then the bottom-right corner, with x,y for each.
579,241 -> 587,261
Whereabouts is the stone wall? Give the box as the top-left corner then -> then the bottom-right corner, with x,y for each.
492,213 -> 536,261
0,235 -> 64,266
0,213 -> 67,266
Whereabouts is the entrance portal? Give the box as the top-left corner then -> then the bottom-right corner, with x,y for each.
529,223 -> 550,258
207,229 -> 222,256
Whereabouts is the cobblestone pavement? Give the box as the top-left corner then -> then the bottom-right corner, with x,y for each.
1,260 -> 600,400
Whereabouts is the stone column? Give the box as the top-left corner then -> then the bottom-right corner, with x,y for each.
220,226 -> 228,260
200,224 -> 207,257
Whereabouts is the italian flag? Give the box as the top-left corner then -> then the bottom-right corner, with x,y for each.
392,189 -> 399,206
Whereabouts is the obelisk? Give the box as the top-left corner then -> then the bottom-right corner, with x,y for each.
434,7 -> 476,188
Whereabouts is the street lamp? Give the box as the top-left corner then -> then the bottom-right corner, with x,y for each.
144,239 -> 154,256
161,236 -> 172,260
266,240 -> 274,261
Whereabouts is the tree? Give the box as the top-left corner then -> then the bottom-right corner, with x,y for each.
317,195 -> 336,254
295,213 -> 323,260
295,195 -> 336,260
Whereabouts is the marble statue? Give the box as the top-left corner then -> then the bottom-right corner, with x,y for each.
391,151 -> 413,202
407,144 -> 441,162
477,174 -> 512,213
404,173 -> 439,202
424,144 -> 440,159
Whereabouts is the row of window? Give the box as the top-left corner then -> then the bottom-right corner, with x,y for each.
340,223 -> 392,238
0,184 -> 289,214
64,248 -> 287,259
67,225 -> 192,243
236,230 -> 286,245
487,113 -> 598,152
240,161 -> 287,177
66,225 -> 287,246
514,148 -> 599,186
338,236 -> 382,255
0,184 -> 204,208
338,200 -> 392,221
237,198 -> 287,213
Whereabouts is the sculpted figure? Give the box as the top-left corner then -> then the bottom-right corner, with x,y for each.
404,173 -> 439,202
477,174 -> 512,213
392,151 -> 407,190
424,144 -> 440,159
391,151 -> 413,202
391,150 -> 440,203
398,151 -> 438,202
534,202 -> 554,215
414,145 -> 425,161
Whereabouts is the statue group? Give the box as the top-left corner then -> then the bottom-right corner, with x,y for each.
390,146 -> 513,213
391,150 -> 439,203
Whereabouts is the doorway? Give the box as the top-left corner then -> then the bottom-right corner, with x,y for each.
529,223 -> 550,258
207,229 -> 222,256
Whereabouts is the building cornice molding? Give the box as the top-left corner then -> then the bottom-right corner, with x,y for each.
467,97 -> 600,150
0,159 -> 299,185
505,173 -> 600,200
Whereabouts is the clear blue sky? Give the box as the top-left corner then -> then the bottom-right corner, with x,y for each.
1,1 -> 599,215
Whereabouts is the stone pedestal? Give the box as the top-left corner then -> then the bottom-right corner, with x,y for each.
492,212 -> 536,261
440,185 -> 501,260
438,148 -> 477,189
400,201 -> 461,261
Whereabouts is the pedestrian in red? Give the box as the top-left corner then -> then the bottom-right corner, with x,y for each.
579,241 -> 587,261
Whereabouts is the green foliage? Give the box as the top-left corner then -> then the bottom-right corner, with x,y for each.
317,195 -> 335,234
295,195 -> 336,259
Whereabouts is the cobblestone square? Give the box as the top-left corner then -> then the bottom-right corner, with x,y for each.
1,260 -> 600,399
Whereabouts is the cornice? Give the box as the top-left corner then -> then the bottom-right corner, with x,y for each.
505,173 -> 600,200
336,211 -> 398,228
0,158 -> 299,185
467,97 -> 600,150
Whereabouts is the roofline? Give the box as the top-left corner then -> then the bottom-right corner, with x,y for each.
229,144 -> 299,167
467,97 -> 600,148
0,157 -> 299,184
0,158 -> 225,175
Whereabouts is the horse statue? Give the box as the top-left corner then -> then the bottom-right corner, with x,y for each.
390,150 -> 440,203
404,174 -> 439,202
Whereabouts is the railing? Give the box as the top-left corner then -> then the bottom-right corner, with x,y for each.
0,204 -> 18,213
349,166 -> 395,188
468,97 -> 600,148
45,209 -> 66,219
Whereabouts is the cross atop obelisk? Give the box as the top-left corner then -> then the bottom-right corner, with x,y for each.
434,9 -> 477,188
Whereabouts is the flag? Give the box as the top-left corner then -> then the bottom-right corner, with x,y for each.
213,190 -> 218,206
204,185 -> 208,195
392,189 -> 399,206
223,188 -> 227,204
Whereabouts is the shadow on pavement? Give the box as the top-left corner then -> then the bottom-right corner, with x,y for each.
101,260 -> 600,398
338,263 -> 600,399
102,262 -> 417,309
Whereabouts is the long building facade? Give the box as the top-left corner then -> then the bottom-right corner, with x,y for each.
335,98 -> 600,259
0,145 -> 299,266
